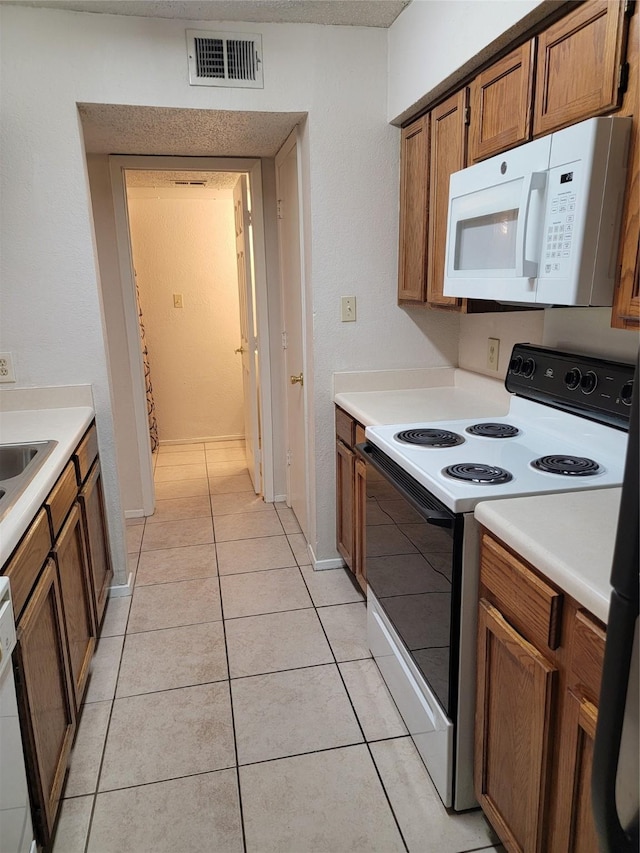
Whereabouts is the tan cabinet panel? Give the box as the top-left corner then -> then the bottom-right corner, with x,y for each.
398,115 -> 430,303
427,89 -> 468,308
469,41 -> 535,162
534,0 -> 629,136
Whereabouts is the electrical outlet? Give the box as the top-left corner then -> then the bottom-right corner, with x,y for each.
173,293 -> 184,308
487,338 -> 500,371
341,296 -> 356,322
0,352 -> 16,383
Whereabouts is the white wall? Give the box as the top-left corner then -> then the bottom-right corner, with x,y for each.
387,0 -> 548,123
127,186 -> 244,443
0,5 -> 460,567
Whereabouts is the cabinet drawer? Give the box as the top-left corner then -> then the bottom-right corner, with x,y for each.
336,407 -> 355,448
569,609 -> 606,704
46,462 -> 77,541
2,509 -> 51,619
74,423 -> 98,486
480,533 -> 563,650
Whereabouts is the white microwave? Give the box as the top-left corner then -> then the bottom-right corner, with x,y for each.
443,116 -> 631,306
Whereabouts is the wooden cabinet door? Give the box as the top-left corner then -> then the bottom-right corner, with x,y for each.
553,693 -> 600,853
336,439 -> 355,570
469,41 -> 535,162
427,89 -> 467,308
353,456 -> 367,592
14,558 -> 75,848
475,598 -> 558,852
533,0 -> 629,136
612,6 -> 639,329
79,460 -> 114,627
53,503 -> 96,707
398,115 -> 430,303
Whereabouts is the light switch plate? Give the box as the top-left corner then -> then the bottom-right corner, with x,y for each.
341,296 -> 356,322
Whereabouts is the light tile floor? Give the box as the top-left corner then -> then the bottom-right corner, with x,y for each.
53,440 -> 502,853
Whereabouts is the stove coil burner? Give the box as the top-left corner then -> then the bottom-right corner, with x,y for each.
443,463 -> 513,484
395,429 -> 465,448
532,455 -> 601,476
465,422 -> 521,439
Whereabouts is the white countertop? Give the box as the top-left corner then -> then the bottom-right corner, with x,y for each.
334,369 -> 510,427
475,488 -> 622,624
0,406 -> 94,564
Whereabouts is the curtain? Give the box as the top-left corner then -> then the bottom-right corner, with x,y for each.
135,275 -> 159,452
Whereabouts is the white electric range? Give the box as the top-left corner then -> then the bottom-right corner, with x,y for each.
357,344 -> 634,811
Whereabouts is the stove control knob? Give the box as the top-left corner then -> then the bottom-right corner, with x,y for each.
620,379 -> 634,406
580,371 -> 598,395
565,367 -> 582,390
509,355 -> 523,374
522,357 -> 536,378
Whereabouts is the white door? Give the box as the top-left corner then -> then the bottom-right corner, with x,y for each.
276,132 -> 308,536
233,175 -> 261,494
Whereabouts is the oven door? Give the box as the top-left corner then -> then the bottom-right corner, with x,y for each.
357,441 -> 463,806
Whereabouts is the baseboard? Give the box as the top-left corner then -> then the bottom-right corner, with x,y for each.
274,494 -> 288,503
159,435 -> 245,446
124,509 -> 145,519
109,572 -> 134,598
308,544 -> 345,571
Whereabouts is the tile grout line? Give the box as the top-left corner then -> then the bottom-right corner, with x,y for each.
294,565 -> 410,852
210,462 -> 248,853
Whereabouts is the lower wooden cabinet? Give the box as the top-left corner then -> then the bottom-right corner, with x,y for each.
336,437 -> 355,568
2,419 -> 113,850
335,406 -> 366,591
476,531 -> 606,853
475,598 -> 558,852
79,461 -> 113,627
14,558 -> 76,848
353,456 -> 367,592
53,502 -> 96,708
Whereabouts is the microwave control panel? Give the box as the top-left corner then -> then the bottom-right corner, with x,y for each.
540,162 -> 582,278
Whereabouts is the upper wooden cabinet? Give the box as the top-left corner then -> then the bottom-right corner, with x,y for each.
612,4 -> 639,329
427,89 -> 468,308
398,115 -> 430,303
469,41 -> 535,163
533,0 -> 630,136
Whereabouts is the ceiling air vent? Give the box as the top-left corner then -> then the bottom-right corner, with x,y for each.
187,30 -> 263,89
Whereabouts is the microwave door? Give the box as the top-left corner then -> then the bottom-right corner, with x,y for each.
443,134 -> 551,301
444,171 -> 546,302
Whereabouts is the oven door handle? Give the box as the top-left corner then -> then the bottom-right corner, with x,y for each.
356,442 -> 454,528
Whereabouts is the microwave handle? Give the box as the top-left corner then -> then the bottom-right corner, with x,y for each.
515,171 -> 546,278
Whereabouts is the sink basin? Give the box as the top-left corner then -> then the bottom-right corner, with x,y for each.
0,440 -> 58,520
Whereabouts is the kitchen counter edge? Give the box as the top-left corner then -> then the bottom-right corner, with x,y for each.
475,487 -> 622,624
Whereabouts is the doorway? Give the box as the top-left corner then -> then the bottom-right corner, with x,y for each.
109,155 -> 275,515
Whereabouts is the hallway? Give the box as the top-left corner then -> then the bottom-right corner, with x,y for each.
52,440 -> 500,852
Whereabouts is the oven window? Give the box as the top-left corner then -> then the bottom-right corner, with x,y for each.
455,209 -> 518,271
365,463 -> 455,714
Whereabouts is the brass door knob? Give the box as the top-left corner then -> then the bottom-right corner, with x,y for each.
234,347 -> 246,354
290,373 -> 304,386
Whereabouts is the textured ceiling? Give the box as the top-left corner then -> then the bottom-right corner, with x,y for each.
2,0 -> 410,27
78,104 -> 306,156
125,169 -> 239,188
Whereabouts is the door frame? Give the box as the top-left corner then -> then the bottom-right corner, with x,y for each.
109,155 -> 274,514
275,128 -> 310,536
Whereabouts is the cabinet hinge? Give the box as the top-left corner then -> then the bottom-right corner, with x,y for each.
247,210 -> 253,226
286,450 -> 292,466
617,61 -> 630,93
277,199 -> 284,219
464,106 -> 471,126
281,330 -> 288,349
